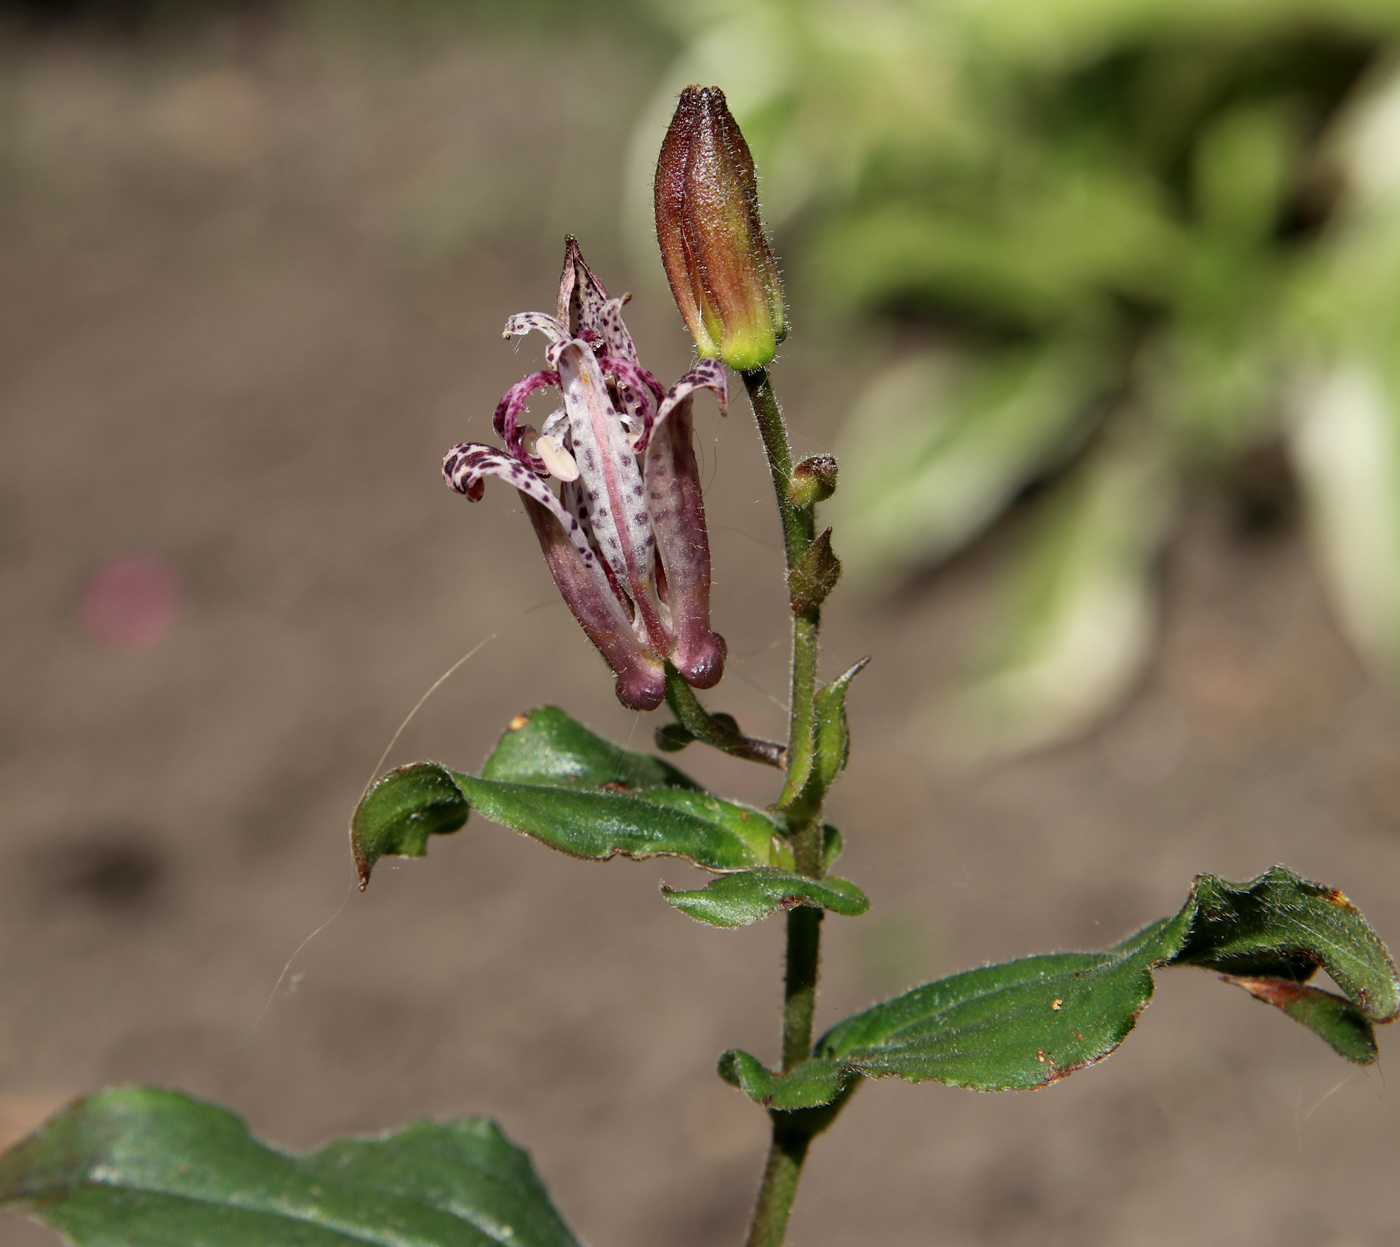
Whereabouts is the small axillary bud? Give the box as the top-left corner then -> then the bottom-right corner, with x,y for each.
655,85 -> 786,373
789,455 -> 839,508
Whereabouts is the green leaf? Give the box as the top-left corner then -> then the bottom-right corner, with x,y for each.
663,870 -> 870,928
0,1086 -> 581,1247
821,824 -> 845,871
453,779 -> 791,873
481,705 -> 701,791
811,657 -> 869,793
353,706 -> 793,886
718,1050 -> 848,1112
720,867 -> 1398,1108
776,657 -> 870,813
1168,871 -> 1398,1017
1220,976 -> 1378,1065
351,762 -> 471,888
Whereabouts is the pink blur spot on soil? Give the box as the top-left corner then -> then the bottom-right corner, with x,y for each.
81,557 -> 181,650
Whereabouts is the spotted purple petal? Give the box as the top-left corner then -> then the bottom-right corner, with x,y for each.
555,341 -> 668,653
606,357 -> 667,452
492,369 -> 559,468
446,239 -> 728,711
645,361 -> 728,687
520,495 -> 666,711
504,311 -> 568,347
556,236 -> 612,341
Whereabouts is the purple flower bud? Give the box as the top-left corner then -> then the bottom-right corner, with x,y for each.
655,85 -> 786,373
444,238 -> 728,711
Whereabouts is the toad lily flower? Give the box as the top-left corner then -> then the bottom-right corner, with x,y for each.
443,238 -> 728,711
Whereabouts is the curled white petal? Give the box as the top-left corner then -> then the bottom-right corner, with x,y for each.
503,311 -> 568,344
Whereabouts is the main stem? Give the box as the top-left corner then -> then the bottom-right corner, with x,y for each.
742,368 -> 826,1247
742,370 -> 820,820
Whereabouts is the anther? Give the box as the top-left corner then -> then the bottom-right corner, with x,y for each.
537,434 -> 580,482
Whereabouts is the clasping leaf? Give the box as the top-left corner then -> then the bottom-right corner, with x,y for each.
664,869 -> 869,928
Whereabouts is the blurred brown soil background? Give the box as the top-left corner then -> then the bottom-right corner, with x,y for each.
2,6 -> 1400,1246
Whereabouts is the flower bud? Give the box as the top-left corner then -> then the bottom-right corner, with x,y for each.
789,454 -> 839,507
655,85 -> 786,373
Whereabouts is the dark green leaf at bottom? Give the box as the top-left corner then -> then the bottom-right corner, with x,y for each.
0,1086 -> 582,1247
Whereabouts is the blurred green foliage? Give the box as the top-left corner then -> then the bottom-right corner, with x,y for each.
1,0 -> 671,40
651,0 -> 1400,753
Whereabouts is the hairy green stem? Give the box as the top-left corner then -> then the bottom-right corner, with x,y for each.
742,369 -> 822,813
781,908 -> 823,1070
739,367 -> 834,1247
742,369 -> 810,569
743,1123 -> 810,1247
663,665 -> 786,768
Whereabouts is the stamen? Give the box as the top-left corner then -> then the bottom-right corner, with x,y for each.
537,434 -> 580,482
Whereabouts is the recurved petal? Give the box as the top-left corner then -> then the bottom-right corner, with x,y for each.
521,493 -> 666,711
492,368 -> 559,465
606,357 -> 666,449
645,362 -> 728,689
443,442 -> 660,708
443,443 -> 612,590
660,359 -> 728,420
504,311 -> 569,346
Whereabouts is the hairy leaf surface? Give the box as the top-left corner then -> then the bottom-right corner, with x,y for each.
353,706 -> 791,886
0,1087 -> 581,1247
663,869 -> 869,928
721,868 -> 1398,1109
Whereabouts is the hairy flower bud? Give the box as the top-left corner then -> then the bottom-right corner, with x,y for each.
655,85 -> 786,373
